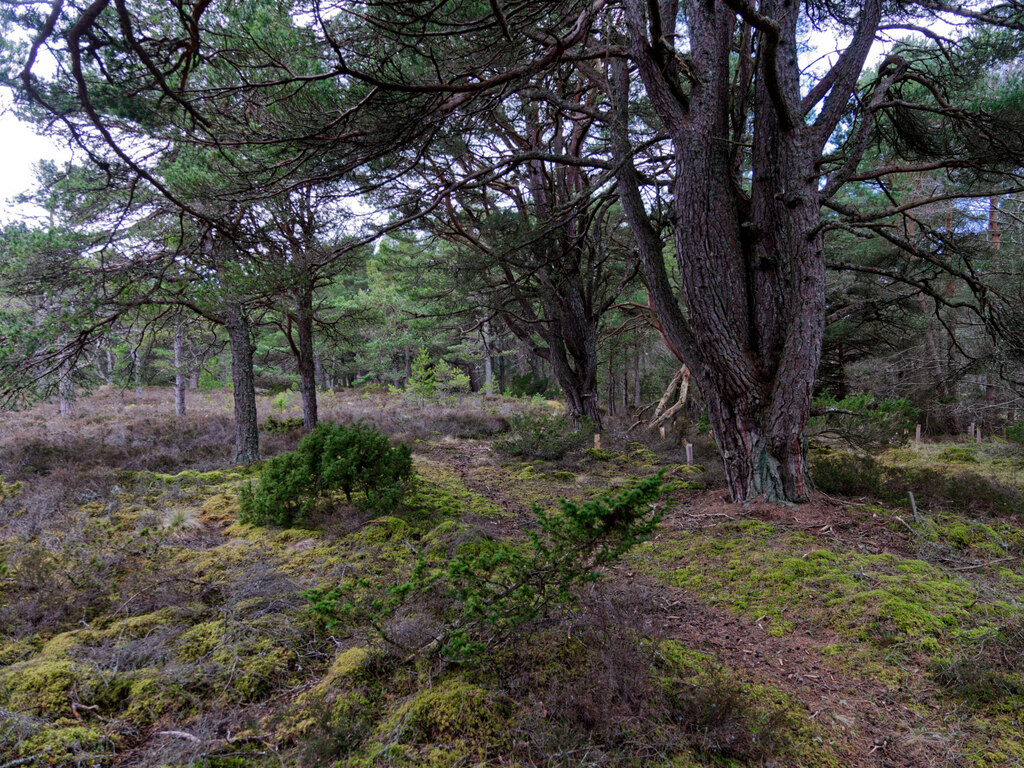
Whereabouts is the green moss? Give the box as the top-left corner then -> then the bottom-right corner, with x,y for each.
936,446 -> 979,463
174,620 -> 225,661
18,723 -> 112,761
201,491 -> 241,521
671,464 -> 705,476
629,443 -> 661,464
120,673 -> 181,723
584,448 -> 618,461
173,618 -> 299,702
639,522 -> 1003,657
402,460 -> 504,525
0,657 -> 102,717
326,646 -> 371,680
546,470 -> 576,482
0,638 -> 34,666
654,641 -> 839,767
664,480 -> 703,492
352,516 -> 412,547
379,679 -> 512,751
96,607 -> 178,637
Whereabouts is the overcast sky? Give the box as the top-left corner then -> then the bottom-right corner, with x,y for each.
0,97 -> 70,223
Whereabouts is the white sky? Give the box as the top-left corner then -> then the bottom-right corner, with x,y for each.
0,93 -> 70,224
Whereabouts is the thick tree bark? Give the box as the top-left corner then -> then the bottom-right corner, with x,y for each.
611,0 -> 844,502
225,302 -> 260,464
174,325 -> 186,417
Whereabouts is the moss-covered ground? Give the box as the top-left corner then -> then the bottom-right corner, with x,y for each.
1,390 -> 1023,766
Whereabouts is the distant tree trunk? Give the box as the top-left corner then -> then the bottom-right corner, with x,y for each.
481,319 -> 494,393
293,287 -> 318,432
102,346 -> 114,386
58,355 -> 75,417
497,333 -> 506,394
607,350 -> 616,417
633,344 -> 642,407
404,346 -> 413,385
174,325 -> 186,417
314,354 -> 325,390
130,345 -> 142,396
622,352 -> 629,411
225,302 -> 260,464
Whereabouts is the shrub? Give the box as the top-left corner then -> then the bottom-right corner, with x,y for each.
306,474 -> 665,660
263,415 -> 304,434
808,450 -> 882,497
1006,421 -> 1024,445
507,371 -> 556,399
239,421 -> 413,527
494,412 -> 590,460
810,449 -> 1023,514
808,392 -> 917,451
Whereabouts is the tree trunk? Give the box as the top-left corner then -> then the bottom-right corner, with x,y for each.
548,338 -> 602,429
611,13 -> 824,503
174,325 -> 187,417
294,288 -> 318,432
633,344 -> 642,407
105,346 -> 114,386
607,350 -> 616,417
130,345 -> 143,397
225,303 -> 260,464
58,355 -> 75,417
481,318 -> 494,393
497,332 -> 506,394
314,354 -> 325,390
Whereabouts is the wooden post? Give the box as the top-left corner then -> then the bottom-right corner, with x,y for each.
685,443 -> 694,465
977,428 -> 982,443
915,424 -> 921,444
968,422 -> 975,439
594,434 -> 601,451
659,426 -> 666,440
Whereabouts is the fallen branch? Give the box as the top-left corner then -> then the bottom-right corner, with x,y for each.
953,557 -> 1016,572
158,730 -> 202,744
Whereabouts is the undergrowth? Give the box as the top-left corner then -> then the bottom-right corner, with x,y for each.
494,411 -> 591,460
240,421 -> 413,526
305,474 -> 666,660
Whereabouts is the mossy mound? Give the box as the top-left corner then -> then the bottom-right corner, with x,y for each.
639,519 -> 1015,655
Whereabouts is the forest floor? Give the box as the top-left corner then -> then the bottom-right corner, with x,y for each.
1,387 -> 1022,767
